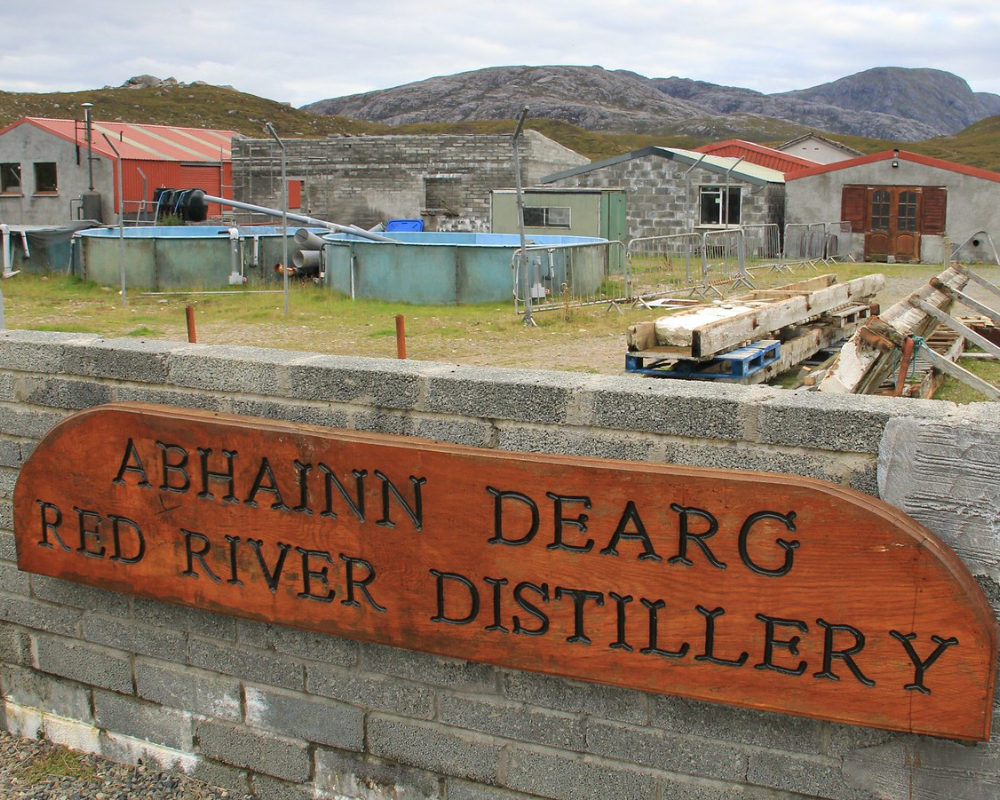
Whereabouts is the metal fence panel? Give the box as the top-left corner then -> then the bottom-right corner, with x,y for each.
513,240 -> 628,315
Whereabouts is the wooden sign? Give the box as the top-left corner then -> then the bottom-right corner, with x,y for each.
13,403 -> 998,741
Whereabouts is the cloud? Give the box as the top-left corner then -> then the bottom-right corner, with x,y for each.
4,0 -> 1000,106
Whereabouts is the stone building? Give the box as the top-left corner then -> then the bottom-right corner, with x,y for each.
540,146 -> 786,240
230,131 -> 589,232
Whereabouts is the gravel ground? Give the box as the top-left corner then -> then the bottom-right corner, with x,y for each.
0,729 -> 251,800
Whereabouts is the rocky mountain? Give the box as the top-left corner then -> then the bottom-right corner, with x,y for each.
305,65 -> 1000,142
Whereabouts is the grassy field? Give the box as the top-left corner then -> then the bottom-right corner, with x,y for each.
1,262 -> 997,401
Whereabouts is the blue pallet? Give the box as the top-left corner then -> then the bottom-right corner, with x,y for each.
626,340 -> 781,380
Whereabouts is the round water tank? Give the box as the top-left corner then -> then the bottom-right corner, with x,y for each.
81,191 -> 103,222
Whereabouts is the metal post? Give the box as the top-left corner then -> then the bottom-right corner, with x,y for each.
265,122 -> 289,316
101,134 -> 127,308
512,107 -> 535,327
82,103 -> 94,191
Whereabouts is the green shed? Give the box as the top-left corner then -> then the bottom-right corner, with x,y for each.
490,187 -> 627,243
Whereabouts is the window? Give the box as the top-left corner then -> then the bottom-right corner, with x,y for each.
523,206 -> 571,228
870,190 -> 890,231
897,190 -> 918,232
699,186 -> 741,225
34,162 -> 58,193
1,163 -> 21,194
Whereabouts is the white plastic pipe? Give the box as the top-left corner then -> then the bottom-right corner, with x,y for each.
201,194 -> 392,242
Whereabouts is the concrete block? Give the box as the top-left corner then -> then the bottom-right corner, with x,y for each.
0,330 -> 98,372
755,392 -> 948,454
185,758 -> 252,798
247,774 -> 313,800
362,641 -> 498,693
31,575 -> 130,617
17,375 -> 114,410
188,637 -> 305,692
0,438 -> 22,468
503,670 -> 647,726
0,406 -> 66,439
83,615 -> 186,661
132,596 -> 237,640
0,625 -> 31,666
347,407 -> 415,437
315,746 -> 444,800
0,373 -> 14,402
63,337 -> 176,383
237,619 -> 358,667
1,663 -> 92,721
166,345 -> 304,395
446,780 -> 531,800
0,595 -> 82,636
94,689 -> 194,750
650,694 -> 824,753
0,466 -> 15,499
439,693 -> 584,750
287,355 -> 423,410
0,559 -> 32,596
423,365 -> 588,424
135,659 -> 242,721
367,715 -> 502,785
660,439 -> 851,484
245,684 -> 363,750
113,385 -> 223,411
503,745 -> 658,800
195,719 -> 311,783
495,424 -> 660,462
0,531 -> 14,560
586,375 -> 757,441
412,415 -> 495,448
747,749 -> 859,799
586,718 -> 747,782
0,500 -> 12,531
306,662 -> 435,719
32,634 -> 133,694
227,398 -> 350,430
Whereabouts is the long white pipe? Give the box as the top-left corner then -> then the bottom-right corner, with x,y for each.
201,194 -> 392,243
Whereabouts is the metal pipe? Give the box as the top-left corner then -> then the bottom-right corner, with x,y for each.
294,228 -> 327,250
512,106 -> 535,327
82,103 -> 94,191
723,156 -> 745,229
264,122 -> 289,316
200,194 -> 392,243
101,133 -> 126,308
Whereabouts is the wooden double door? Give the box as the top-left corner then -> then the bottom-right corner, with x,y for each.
842,185 -> 947,263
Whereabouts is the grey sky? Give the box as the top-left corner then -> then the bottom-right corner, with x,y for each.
3,0 -> 1000,108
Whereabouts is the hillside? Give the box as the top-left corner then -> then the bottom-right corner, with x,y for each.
307,65 -> 1000,142
2,72 -> 1000,172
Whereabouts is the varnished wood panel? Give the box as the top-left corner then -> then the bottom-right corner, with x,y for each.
13,403 -> 998,740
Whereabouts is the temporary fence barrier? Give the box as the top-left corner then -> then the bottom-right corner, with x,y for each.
784,223 -> 828,261
742,224 -> 782,262
624,233 -> 703,303
512,240 -> 628,316
703,228 -> 753,294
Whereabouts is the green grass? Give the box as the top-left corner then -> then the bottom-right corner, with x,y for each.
15,746 -> 96,784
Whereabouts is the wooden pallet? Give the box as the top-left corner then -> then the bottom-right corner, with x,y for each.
626,340 -> 780,380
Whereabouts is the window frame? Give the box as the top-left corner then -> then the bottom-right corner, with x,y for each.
698,185 -> 741,226
523,205 -> 572,228
33,162 -> 59,194
0,162 -> 22,194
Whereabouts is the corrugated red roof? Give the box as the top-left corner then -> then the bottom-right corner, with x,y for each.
693,139 -> 817,175
0,117 -> 235,162
786,149 -> 1000,184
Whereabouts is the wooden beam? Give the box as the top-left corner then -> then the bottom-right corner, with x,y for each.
922,347 -> 1000,401
910,298 -> 1000,360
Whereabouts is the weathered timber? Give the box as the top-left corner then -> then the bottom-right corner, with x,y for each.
922,347 -> 1000,400
12,402 -> 1000,740
648,274 -> 884,358
819,266 -> 969,394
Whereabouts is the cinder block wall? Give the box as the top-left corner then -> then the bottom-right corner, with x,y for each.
1,329 -> 998,800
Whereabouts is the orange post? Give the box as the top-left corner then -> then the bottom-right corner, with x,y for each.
186,306 -> 197,343
395,314 -> 407,359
